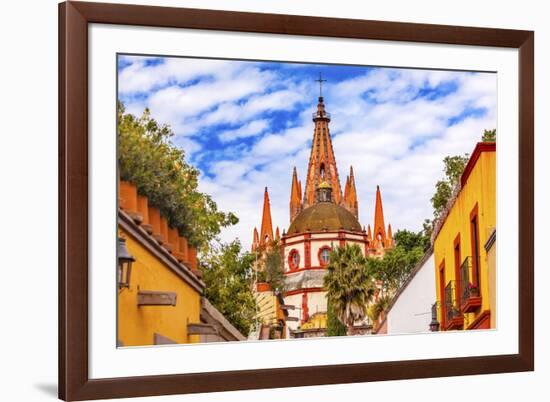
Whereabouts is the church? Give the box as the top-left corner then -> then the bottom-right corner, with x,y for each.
251,88 -> 394,337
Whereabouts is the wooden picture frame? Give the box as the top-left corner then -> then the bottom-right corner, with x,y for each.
59,1 -> 534,400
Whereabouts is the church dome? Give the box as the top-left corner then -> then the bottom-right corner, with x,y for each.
287,202 -> 362,235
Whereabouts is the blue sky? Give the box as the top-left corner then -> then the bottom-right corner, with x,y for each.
118,55 -> 497,250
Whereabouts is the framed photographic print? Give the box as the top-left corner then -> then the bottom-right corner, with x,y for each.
59,1 -> 534,400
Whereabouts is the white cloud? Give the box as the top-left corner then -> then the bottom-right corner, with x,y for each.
218,119 -> 270,142
119,57 -> 497,251
118,56 -> 241,94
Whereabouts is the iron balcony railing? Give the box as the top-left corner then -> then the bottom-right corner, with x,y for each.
444,280 -> 461,323
312,111 -> 331,120
460,256 -> 480,303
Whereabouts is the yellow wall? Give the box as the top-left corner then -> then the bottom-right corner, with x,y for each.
255,290 -> 287,339
301,313 -> 327,330
433,148 -> 496,329
117,226 -> 202,346
486,235 -> 496,328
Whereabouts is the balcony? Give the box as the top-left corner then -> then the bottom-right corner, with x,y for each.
460,257 -> 482,313
312,111 -> 331,120
444,281 -> 464,330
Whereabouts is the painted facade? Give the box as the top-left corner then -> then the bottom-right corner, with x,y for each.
251,94 -> 393,336
379,252 -> 436,335
433,142 -> 496,331
117,221 -> 203,346
253,284 -> 289,340
117,181 -> 245,346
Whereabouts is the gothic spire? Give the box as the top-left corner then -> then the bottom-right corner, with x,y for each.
373,185 -> 387,248
252,227 -> 259,252
303,92 -> 343,208
260,187 -> 274,246
290,167 -> 302,222
346,166 -> 358,218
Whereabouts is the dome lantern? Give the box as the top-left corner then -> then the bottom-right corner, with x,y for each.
316,181 -> 333,203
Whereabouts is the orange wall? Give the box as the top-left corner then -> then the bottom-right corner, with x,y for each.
117,226 -> 201,346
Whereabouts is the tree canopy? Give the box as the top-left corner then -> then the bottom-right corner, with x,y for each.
430,154 -> 470,219
256,241 -> 286,293
200,240 -> 257,336
393,228 -> 430,253
430,128 -> 496,219
482,128 -> 496,142
117,103 -> 238,248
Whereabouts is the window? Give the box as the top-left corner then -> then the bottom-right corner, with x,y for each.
453,234 -> 461,307
320,163 -> 325,179
470,204 -> 481,290
288,249 -> 300,270
319,247 -> 331,266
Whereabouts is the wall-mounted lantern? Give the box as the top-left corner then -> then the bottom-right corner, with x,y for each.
429,302 -> 440,332
118,237 -> 135,288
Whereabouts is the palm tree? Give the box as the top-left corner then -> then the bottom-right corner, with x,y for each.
324,244 -> 376,335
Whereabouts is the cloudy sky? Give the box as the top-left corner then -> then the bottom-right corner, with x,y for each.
118,55 -> 496,251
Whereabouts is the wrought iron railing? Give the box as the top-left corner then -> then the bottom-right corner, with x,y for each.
460,256 -> 480,302
444,281 -> 461,323
312,111 -> 331,120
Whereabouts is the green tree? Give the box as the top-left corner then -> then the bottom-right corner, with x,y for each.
327,299 -> 347,336
393,229 -> 430,252
200,240 -> 256,336
118,102 -> 238,249
259,241 -> 286,292
430,154 -> 469,218
324,244 -> 376,335
368,245 -> 424,294
421,218 -> 434,243
482,128 -> 496,142
367,294 -> 392,324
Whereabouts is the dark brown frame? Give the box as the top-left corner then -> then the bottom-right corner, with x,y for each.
59,1 -> 534,400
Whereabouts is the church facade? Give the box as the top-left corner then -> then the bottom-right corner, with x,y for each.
252,93 -> 394,336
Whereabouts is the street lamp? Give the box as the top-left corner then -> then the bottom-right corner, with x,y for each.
118,237 -> 135,289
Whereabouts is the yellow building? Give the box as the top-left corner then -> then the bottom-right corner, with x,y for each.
293,312 -> 328,338
254,282 -> 289,340
117,181 -> 245,346
433,142 -> 496,331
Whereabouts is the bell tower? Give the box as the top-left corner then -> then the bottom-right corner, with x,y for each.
303,75 -> 343,209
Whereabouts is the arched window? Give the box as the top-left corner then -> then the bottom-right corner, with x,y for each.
320,163 -> 325,179
319,246 -> 331,267
288,249 -> 300,271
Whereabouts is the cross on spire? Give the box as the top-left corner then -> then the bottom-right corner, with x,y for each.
315,72 -> 327,97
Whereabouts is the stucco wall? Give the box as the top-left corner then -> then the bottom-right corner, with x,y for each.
117,227 -> 202,346
387,254 -> 435,334
433,147 -> 496,329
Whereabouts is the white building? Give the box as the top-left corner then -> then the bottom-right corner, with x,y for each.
378,251 -> 435,335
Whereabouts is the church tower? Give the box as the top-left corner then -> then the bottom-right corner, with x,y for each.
251,76 -> 395,338
302,94 -> 343,209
